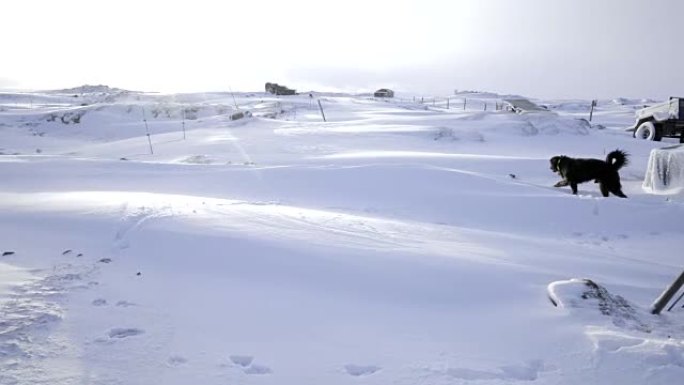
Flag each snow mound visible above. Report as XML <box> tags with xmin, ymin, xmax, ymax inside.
<box><xmin>612</xmin><ymin>97</ymin><xmax>658</xmax><ymax>106</ymax></box>
<box><xmin>643</xmin><ymin>144</ymin><xmax>684</xmax><ymax>194</ymax></box>
<box><xmin>548</xmin><ymin>278</ymin><xmax>650</xmax><ymax>332</ymax></box>
<box><xmin>179</xmin><ymin>155</ymin><xmax>217</xmax><ymax>164</ymax></box>
<box><xmin>49</xmin><ymin>84</ymin><xmax>129</xmax><ymax>94</ymax></box>
<box><xmin>526</xmin><ymin>116</ymin><xmax>590</xmax><ymax>136</ymax></box>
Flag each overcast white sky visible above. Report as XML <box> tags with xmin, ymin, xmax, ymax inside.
<box><xmin>1</xmin><ymin>0</ymin><xmax>683</xmax><ymax>99</ymax></box>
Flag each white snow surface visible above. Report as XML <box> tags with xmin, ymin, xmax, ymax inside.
<box><xmin>0</xmin><ymin>89</ymin><xmax>683</xmax><ymax>385</ymax></box>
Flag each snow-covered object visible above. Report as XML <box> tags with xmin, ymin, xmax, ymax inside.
<box><xmin>635</xmin><ymin>98</ymin><xmax>680</xmax><ymax>122</ymax></box>
<box><xmin>643</xmin><ymin>144</ymin><xmax>684</xmax><ymax>194</ymax></box>
<box><xmin>547</xmin><ymin>279</ymin><xmax>650</xmax><ymax>332</ymax></box>
<box><xmin>503</xmin><ymin>98</ymin><xmax>549</xmax><ymax>114</ymax></box>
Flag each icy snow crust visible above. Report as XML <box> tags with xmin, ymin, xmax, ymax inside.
<box><xmin>644</xmin><ymin>144</ymin><xmax>684</xmax><ymax>194</ymax></box>
<box><xmin>0</xmin><ymin>89</ymin><xmax>683</xmax><ymax>385</ymax></box>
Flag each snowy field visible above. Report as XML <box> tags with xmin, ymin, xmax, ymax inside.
<box><xmin>0</xmin><ymin>86</ymin><xmax>683</xmax><ymax>385</ymax></box>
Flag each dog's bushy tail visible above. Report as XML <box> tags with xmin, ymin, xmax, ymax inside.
<box><xmin>606</xmin><ymin>149</ymin><xmax>629</xmax><ymax>170</ymax></box>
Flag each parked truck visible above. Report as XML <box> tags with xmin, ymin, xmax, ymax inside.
<box><xmin>630</xmin><ymin>97</ymin><xmax>684</xmax><ymax>142</ymax></box>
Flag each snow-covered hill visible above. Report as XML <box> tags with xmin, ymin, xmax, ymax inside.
<box><xmin>1</xmin><ymin>87</ymin><xmax>682</xmax><ymax>385</ymax></box>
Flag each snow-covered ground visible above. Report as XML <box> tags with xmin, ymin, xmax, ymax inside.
<box><xmin>1</xmin><ymin>86</ymin><xmax>682</xmax><ymax>385</ymax></box>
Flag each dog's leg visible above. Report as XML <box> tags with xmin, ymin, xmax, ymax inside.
<box><xmin>570</xmin><ymin>182</ymin><xmax>578</xmax><ymax>195</ymax></box>
<box><xmin>554</xmin><ymin>179</ymin><xmax>569</xmax><ymax>187</ymax></box>
<box><xmin>599</xmin><ymin>181</ymin><xmax>610</xmax><ymax>197</ymax></box>
<box><xmin>609</xmin><ymin>186</ymin><xmax>628</xmax><ymax>198</ymax></box>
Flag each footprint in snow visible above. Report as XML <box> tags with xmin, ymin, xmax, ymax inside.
<box><xmin>229</xmin><ymin>355</ymin><xmax>272</xmax><ymax>374</ymax></box>
<box><xmin>167</xmin><ymin>355</ymin><xmax>188</xmax><ymax>367</ymax></box>
<box><xmin>345</xmin><ymin>364</ymin><xmax>381</xmax><ymax>376</ymax></box>
<box><xmin>230</xmin><ymin>355</ymin><xmax>254</xmax><ymax>367</ymax></box>
<box><xmin>91</xmin><ymin>298</ymin><xmax>107</xmax><ymax>306</ymax></box>
<box><xmin>244</xmin><ymin>364</ymin><xmax>272</xmax><ymax>375</ymax></box>
<box><xmin>108</xmin><ymin>328</ymin><xmax>145</xmax><ymax>339</ymax></box>
<box><xmin>445</xmin><ymin>360</ymin><xmax>544</xmax><ymax>381</ymax></box>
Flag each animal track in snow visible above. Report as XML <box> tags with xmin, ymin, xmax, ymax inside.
<box><xmin>344</xmin><ymin>364</ymin><xmax>381</xmax><ymax>376</ymax></box>
<box><xmin>230</xmin><ymin>355</ymin><xmax>254</xmax><ymax>367</ymax></box>
<box><xmin>446</xmin><ymin>360</ymin><xmax>544</xmax><ymax>381</ymax></box>
<box><xmin>91</xmin><ymin>298</ymin><xmax>107</xmax><ymax>306</ymax></box>
<box><xmin>107</xmin><ymin>328</ymin><xmax>145</xmax><ymax>339</ymax></box>
<box><xmin>114</xmin><ymin>206</ymin><xmax>170</xmax><ymax>250</ymax></box>
<box><xmin>228</xmin><ymin>355</ymin><xmax>271</xmax><ymax>374</ymax></box>
<box><xmin>167</xmin><ymin>355</ymin><xmax>188</xmax><ymax>366</ymax></box>
<box><xmin>244</xmin><ymin>364</ymin><xmax>272</xmax><ymax>375</ymax></box>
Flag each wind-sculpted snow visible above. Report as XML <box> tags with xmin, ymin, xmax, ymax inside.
<box><xmin>0</xmin><ymin>91</ymin><xmax>683</xmax><ymax>385</ymax></box>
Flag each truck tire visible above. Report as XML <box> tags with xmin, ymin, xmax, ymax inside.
<box><xmin>634</xmin><ymin>121</ymin><xmax>661</xmax><ymax>141</ymax></box>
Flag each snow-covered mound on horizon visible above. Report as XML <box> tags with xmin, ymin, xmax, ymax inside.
<box><xmin>45</xmin><ymin>84</ymin><xmax>132</xmax><ymax>95</ymax></box>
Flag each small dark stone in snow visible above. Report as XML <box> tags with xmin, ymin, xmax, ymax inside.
<box><xmin>509</xmin><ymin>174</ymin><xmax>517</xmax><ymax>179</ymax></box>
<box><xmin>136</xmin><ymin>272</ymin><xmax>141</xmax><ymax>276</ymax></box>
<box><xmin>2</xmin><ymin>251</ymin><xmax>15</xmax><ymax>256</ymax></box>
<box><xmin>76</xmin><ymin>253</ymin><xmax>83</xmax><ymax>257</ymax></box>
<box><xmin>99</xmin><ymin>258</ymin><xmax>112</xmax><ymax>263</ymax></box>
<box><xmin>120</xmin><ymin>157</ymin><xmax>128</xmax><ymax>161</ymax></box>
<box><xmin>62</xmin><ymin>249</ymin><xmax>72</xmax><ymax>255</ymax></box>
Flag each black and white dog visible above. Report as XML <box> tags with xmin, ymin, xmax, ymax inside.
<box><xmin>549</xmin><ymin>150</ymin><xmax>629</xmax><ymax>198</ymax></box>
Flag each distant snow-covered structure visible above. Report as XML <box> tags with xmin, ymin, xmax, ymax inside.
<box><xmin>374</xmin><ymin>89</ymin><xmax>394</xmax><ymax>98</ymax></box>
<box><xmin>265</xmin><ymin>82</ymin><xmax>296</xmax><ymax>95</ymax></box>
<box><xmin>503</xmin><ymin>98</ymin><xmax>548</xmax><ymax>114</ymax></box>
<box><xmin>643</xmin><ymin>144</ymin><xmax>684</xmax><ymax>194</ymax></box>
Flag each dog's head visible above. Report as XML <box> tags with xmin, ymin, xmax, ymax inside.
<box><xmin>549</xmin><ymin>156</ymin><xmax>566</xmax><ymax>173</ymax></box>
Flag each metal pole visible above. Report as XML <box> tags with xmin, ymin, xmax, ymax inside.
<box><xmin>142</xmin><ymin>106</ymin><xmax>154</xmax><ymax>155</ymax></box>
<box><xmin>651</xmin><ymin>270</ymin><xmax>684</xmax><ymax>314</ymax></box>
<box><xmin>463</xmin><ymin>98</ymin><xmax>467</xmax><ymax>110</ymax></box>
<box><xmin>667</xmin><ymin>290</ymin><xmax>684</xmax><ymax>312</ymax></box>
<box><xmin>447</xmin><ymin>98</ymin><xmax>450</xmax><ymax>109</ymax></box>
<box><xmin>317</xmin><ymin>100</ymin><xmax>327</xmax><ymax>122</ymax></box>
<box><xmin>229</xmin><ymin>86</ymin><xmax>239</xmax><ymax>109</ymax></box>
<box><xmin>589</xmin><ymin>100</ymin><xmax>596</xmax><ymax>122</ymax></box>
